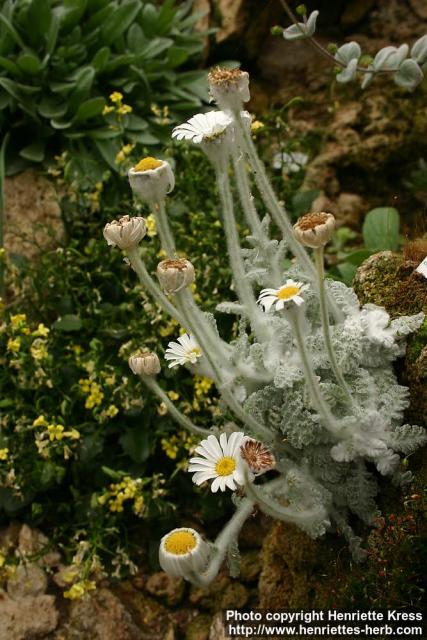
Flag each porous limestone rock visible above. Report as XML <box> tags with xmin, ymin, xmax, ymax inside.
<box><xmin>0</xmin><ymin>593</ymin><xmax>59</xmax><ymax>639</ymax></box>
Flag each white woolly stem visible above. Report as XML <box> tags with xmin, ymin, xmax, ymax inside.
<box><xmin>314</xmin><ymin>247</ymin><xmax>355</xmax><ymax>406</ymax></box>
<box><xmin>126</xmin><ymin>247</ymin><xmax>186</xmax><ymax>327</ymax></box>
<box><xmin>234</xmin><ymin>113</ymin><xmax>344</xmax><ymax>324</ymax></box>
<box><xmin>187</xmin><ymin>497</ymin><xmax>254</xmax><ymax>586</ymax></box>
<box><xmin>216</xmin><ymin>165</ymin><xmax>272</xmax><ymax>344</ymax></box>
<box><xmin>141</xmin><ymin>375</ymin><xmax>210</xmax><ymax>437</ymax></box>
<box><xmin>245</xmin><ymin>472</ymin><xmax>327</xmax><ymax>526</ymax></box>
<box><xmin>286</xmin><ymin>306</ymin><xmax>342</xmax><ymax>437</ymax></box>
<box><xmin>153</xmin><ymin>201</ymin><xmax>175</xmax><ymax>257</ymax></box>
<box><xmin>232</xmin><ymin>147</ymin><xmax>282</xmax><ymax>287</ymax></box>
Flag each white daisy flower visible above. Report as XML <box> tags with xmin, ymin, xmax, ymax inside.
<box><xmin>172</xmin><ymin>110</ymin><xmax>233</xmax><ymax>144</ymax></box>
<box><xmin>188</xmin><ymin>432</ymin><xmax>247</xmax><ymax>492</ymax></box>
<box><xmin>258</xmin><ymin>279</ymin><xmax>310</xmax><ymax>311</ymax></box>
<box><xmin>165</xmin><ymin>333</ymin><xmax>202</xmax><ymax>368</ymax></box>
<box><xmin>159</xmin><ymin>527</ymin><xmax>210</xmax><ymax>578</ymax></box>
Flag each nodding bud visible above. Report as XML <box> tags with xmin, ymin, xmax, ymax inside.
<box><xmin>128</xmin><ymin>157</ymin><xmax>175</xmax><ymax>205</ymax></box>
<box><xmin>208</xmin><ymin>67</ymin><xmax>250</xmax><ymax>111</ymax></box>
<box><xmin>157</xmin><ymin>258</ymin><xmax>195</xmax><ymax>295</ymax></box>
<box><xmin>103</xmin><ymin>215</ymin><xmax>147</xmax><ymax>250</ymax></box>
<box><xmin>159</xmin><ymin>528</ymin><xmax>210</xmax><ymax>578</ymax></box>
<box><xmin>293</xmin><ymin>212</ymin><xmax>336</xmax><ymax>248</ymax></box>
<box><xmin>128</xmin><ymin>351</ymin><xmax>161</xmax><ymax>376</ymax></box>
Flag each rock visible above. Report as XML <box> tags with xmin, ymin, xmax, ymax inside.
<box><xmin>4</xmin><ymin>170</ymin><xmax>64</xmax><ymax>259</ymax></box>
<box><xmin>336</xmin><ymin>193</ymin><xmax>367</xmax><ymax>228</ymax></box>
<box><xmin>145</xmin><ymin>572</ymin><xmax>185</xmax><ymax>606</ymax></box>
<box><xmin>189</xmin><ymin>575</ymin><xmax>248</xmax><ymax>610</ymax></box>
<box><xmin>18</xmin><ymin>524</ymin><xmax>61</xmax><ymax>568</ymax></box>
<box><xmin>112</xmin><ymin>581</ymin><xmax>173</xmax><ymax>639</ymax></box>
<box><xmin>258</xmin><ymin>522</ymin><xmax>347</xmax><ymax>609</ymax></box>
<box><xmin>408</xmin><ymin>0</ymin><xmax>427</xmax><ymax>19</ymax></box>
<box><xmin>7</xmin><ymin>563</ymin><xmax>48</xmax><ymax>599</ymax></box>
<box><xmin>0</xmin><ymin>592</ymin><xmax>59</xmax><ymax>639</ymax></box>
<box><xmin>54</xmin><ymin>587</ymin><xmax>144</xmax><ymax>640</ymax></box>
<box><xmin>238</xmin><ymin>513</ymin><xmax>270</xmax><ymax>549</ymax></box>
<box><xmin>209</xmin><ymin>613</ymin><xmax>248</xmax><ymax>640</ymax></box>
<box><xmin>341</xmin><ymin>0</ymin><xmax>376</xmax><ymax>27</ymax></box>
<box><xmin>239</xmin><ymin>550</ymin><xmax>262</xmax><ymax>583</ymax></box>
<box><xmin>354</xmin><ymin>248</ymin><xmax>427</xmax><ymax>426</ymax></box>
<box><xmin>185</xmin><ymin>614</ymin><xmax>211</xmax><ymax>640</ymax></box>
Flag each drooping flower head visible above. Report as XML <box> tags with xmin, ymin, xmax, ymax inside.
<box><xmin>165</xmin><ymin>333</ymin><xmax>202</xmax><ymax>368</ymax></box>
<box><xmin>258</xmin><ymin>279</ymin><xmax>310</xmax><ymax>311</ymax></box>
<box><xmin>159</xmin><ymin>528</ymin><xmax>210</xmax><ymax>578</ymax></box>
<box><xmin>128</xmin><ymin>351</ymin><xmax>161</xmax><ymax>376</ymax></box>
<box><xmin>188</xmin><ymin>432</ymin><xmax>247</xmax><ymax>492</ymax></box>
<box><xmin>128</xmin><ymin>157</ymin><xmax>175</xmax><ymax>205</ymax></box>
<box><xmin>240</xmin><ymin>438</ymin><xmax>276</xmax><ymax>475</ymax></box>
<box><xmin>103</xmin><ymin>215</ymin><xmax>147</xmax><ymax>250</ymax></box>
<box><xmin>208</xmin><ymin>67</ymin><xmax>250</xmax><ymax>111</ymax></box>
<box><xmin>293</xmin><ymin>212</ymin><xmax>335</xmax><ymax>248</ymax></box>
<box><xmin>172</xmin><ymin>110</ymin><xmax>234</xmax><ymax>165</ymax></box>
<box><xmin>157</xmin><ymin>258</ymin><xmax>195</xmax><ymax>295</ymax></box>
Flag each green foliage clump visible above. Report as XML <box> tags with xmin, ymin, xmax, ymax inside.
<box><xmin>0</xmin><ymin>0</ymin><xmax>209</xmax><ymax>176</ymax></box>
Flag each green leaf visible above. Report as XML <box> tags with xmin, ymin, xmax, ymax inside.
<box><xmin>27</xmin><ymin>0</ymin><xmax>52</xmax><ymax>45</ymax></box>
<box><xmin>37</xmin><ymin>96</ymin><xmax>68</xmax><ymax>118</ymax></box>
<box><xmin>74</xmin><ymin>96</ymin><xmax>105</xmax><ymax>122</ymax></box>
<box><xmin>0</xmin><ymin>13</ymin><xmax>26</xmax><ymax>49</ymax></box>
<box><xmin>119</xmin><ymin>427</ymin><xmax>151</xmax><ymax>463</ymax></box>
<box><xmin>127</xmin><ymin>23</ymin><xmax>145</xmax><ymax>52</ymax></box>
<box><xmin>362</xmin><ymin>207</ymin><xmax>400</xmax><ymax>251</ymax></box>
<box><xmin>17</xmin><ymin>53</ymin><xmax>43</xmax><ymax>75</ymax></box>
<box><xmin>0</xmin><ymin>398</ymin><xmax>14</xmax><ymax>408</ymax></box>
<box><xmin>91</xmin><ymin>46</ymin><xmax>110</xmax><ymax>70</ymax></box>
<box><xmin>53</xmin><ymin>314</ymin><xmax>83</xmax><ymax>331</ymax></box>
<box><xmin>291</xmin><ymin>190</ymin><xmax>320</xmax><ymax>218</ymax></box>
<box><xmin>167</xmin><ymin>46</ymin><xmax>189</xmax><ymax>68</ymax></box>
<box><xmin>394</xmin><ymin>59</ymin><xmax>424</xmax><ymax>90</ymax></box>
<box><xmin>20</xmin><ymin>141</ymin><xmax>45</xmax><ymax>162</ymax></box>
<box><xmin>100</xmin><ymin>0</ymin><xmax>141</xmax><ymax>45</ymax></box>
<box><xmin>337</xmin><ymin>262</ymin><xmax>358</xmax><ymax>286</ymax></box>
<box><xmin>339</xmin><ymin>249</ymin><xmax>372</xmax><ymax>266</ymax></box>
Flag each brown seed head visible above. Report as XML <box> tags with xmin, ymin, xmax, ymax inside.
<box><xmin>240</xmin><ymin>439</ymin><xmax>276</xmax><ymax>474</ymax></box>
<box><xmin>208</xmin><ymin>67</ymin><xmax>246</xmax><ymax>87</ymax></box>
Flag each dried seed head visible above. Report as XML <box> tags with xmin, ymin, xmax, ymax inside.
<box><xmin>157</xmin><ymin>258</ymin><xmax>195</xmax><ymax>294</ymax></box>
<box><xmin>293</xmin><ymin>212</ymin><xmax>335</xmax><ymax>248</ymax></box>
<box><xmin>128</xmin><ymin>351</ymin><xmax>161</xmax><ymax>376</ymax></box>
<box><xmin>103</xmin><ymin>215</ymin><xmax>147</xmax><ymax>250</ymax></box>
<box><xmin>240</xmin><ymin>439</ymin><xmax>276</xmax><ymax>474</ymax></box>
<box><xmin>208</xmin><ymin>67</ymin><xmax>250</xmax><ymax>111</ymax></box>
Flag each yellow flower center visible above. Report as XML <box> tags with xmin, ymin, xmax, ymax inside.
<box><xmin>277</xmin><ymin>285</ymin><xmax>300</xmax><ymax>300</ymax></box>
<box><xmin>189</xmin><ymin>347</ymin><xmax>202</xmax><ymax>358</ymax></box>
<box><xmin>215</xmin><ymin>456</ymin><xmax>236</xmax><ymax>476</ymax></box>
<box><xmin>164</xmin><ymin>530</ymin><xmax>197</xmax><ymax>555</ymax></box>
<box><xmin>133</xmin><ymin>157</ymin><xmax>163</xmax><ymax>172</ymax></box>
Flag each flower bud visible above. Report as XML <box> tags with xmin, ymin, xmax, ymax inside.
<box><xmin>128</xmin><ymin>351</ymin><xmax>161</xmax><ymax>376</ymax></box>
<box><xmin>157</xmin><ymin>258</ymin><xmax>195</xmax><ymax>295</ymax></box>
<box><xmin>293</xmin><ymin>212</ymin><xmax>335</xmax><ymax>248</ymax></box>
<box><xmin>208</xmin><ymin>67</ymin><xmax>250</xmax><ymax>111</ymax></box>
<box><xmin>128</xmin><ymin>157</ymin><xmax>175</xmax><ymax>205</ymax></box>
<box><xmin>159</xmin><ymin>528</ymin><xmax>210</xmax><ymax>578</ymax></box>
<box><xmin>103</xmin><ymin>215</ymin><xmax>147</xmax><ymax>250</ymax></box>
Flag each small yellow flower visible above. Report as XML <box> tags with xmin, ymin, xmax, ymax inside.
<box><xmin>47</xmin><ymin>424</ymin><xmax>65</xmax><ymax>441</ymax></box>
<box><xmin>64</xmin><ymin>428</ymin><xmax>81</xmax><ymax>440</ymax></box>
<box><xmin>33</xmin><ymin>323</ymin><xmax>50</xmax><ymax>337</ymax></box>
<box><xmin>0</xmin><ymin>448</ymin><xmax>9</xmax><ymax>461</ymax></box>
<box><xmin>157</xmin><ymin>402</ymin><xmax>168</xmax><ymax>416</ymax></box>
<box><xmin>10</xmin><ymin>314</ymin><xmax>27</xmax><ymax>331</ymax></box>
<box><xmin>251</xmin><ymin>120</ymin><xmax>264</xmax><ymax>133</ymax></box>
<box><xmin>167</xmin><ymin>391</ymin><xmax>179</xmax><ymax>401</ymax></box>
<box><xmin>33</xmin><ymin>415</ymin><xmax>47</xmax><ymax>427</ymax></box>
<box><xmin>0</xmin><ymin>553</ymin><xmax>6</xmax><ymax>567</ymax></box>
<box><xmin>145</xmin><ymin>214</ymin><xmax>157</xmax><ymax>237</ymax></box>
<box><xmin>30</xmin><ymin>339</ymin><xmax>48</xmax><ymax>361</ymax></box>
<box><xmin>105</xmin><ymin>405</ymin><xmax>119</xmax><ymax>418</ymax></box>
<box><xmin>103</xmin><ymin>105</ymin><xmax>115</xmax><ymax>115</ymax></box>
<box><xmin>64</xmin><ymin>580</ymin><xmax>96</xmax><ymax>600</ymax></box>
<box><xmin>109</xmin><ymin>91</ymin><xmax>123</xmax><ymax>103</ymax></box>
<box><xmin>7</xmin><ymin>337</ymin><xmax>21</xmax><ymax>352</ymax></box>
<box><xmin>117</xmin><ymin>104</ymin><xmax>132</xmax><ymax>116</ymax></box>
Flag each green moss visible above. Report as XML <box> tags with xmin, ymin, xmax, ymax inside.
<box><xmin>407</xmin><ymin>317</ymin><xmax>427</xmax><ymax>363</ymax></box>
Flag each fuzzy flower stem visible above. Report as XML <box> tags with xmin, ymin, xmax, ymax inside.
<box><xmin>314</xmin><ymin>247</ymin><xmax>355</xmax><ymax>406</ymax></box>
<box><xmin>286</xmin><ymin>306</ymin><xmax>342</xmax><ymax>437</ymax></box>
<box><xmin>153</xmin><ymin>201</ymin><xmax>175</xmax><ymax>258</ymax></box>
<box><xmin>126</xmin><ymin>247</ymin><xmax>186</xmax><ymax>327</ymax></box>
<box><xmin>216</xmin><ymin>165</ymin><xmax>272</xmax><ymax>343</ymax></box>
<box><xmin>187</xmin><ymin>497</ymin><xmax>254</xmax><ymax>586</ymax></box>
<box><xmin>232</xmin><ymin>148</ymin><xmax>282</xmax><ymax>287</ymax></box>
<box><xmin>141</xmin><ymin>375</ymin><xmax>210</xmax><ymax>437</ymax></box>
<box><xmin>244</xmin><ymin>471</ymin><xmax>327</xmax><ymax>526</ymax></box>
<box><xmin>234</xmin><ymin>113</ymin><xmax>344</xmax><ymax>324</ymax></box>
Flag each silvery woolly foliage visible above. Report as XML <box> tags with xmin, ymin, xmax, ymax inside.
<box><xmin>281</xmin><ymin>4</ymin><xmax>427</xmax><ymax>91</ymax></box>
<box><xmin>106</xmin><ymin>68</ymin><xmax>426</xmax><ymax>586</ymax></box>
